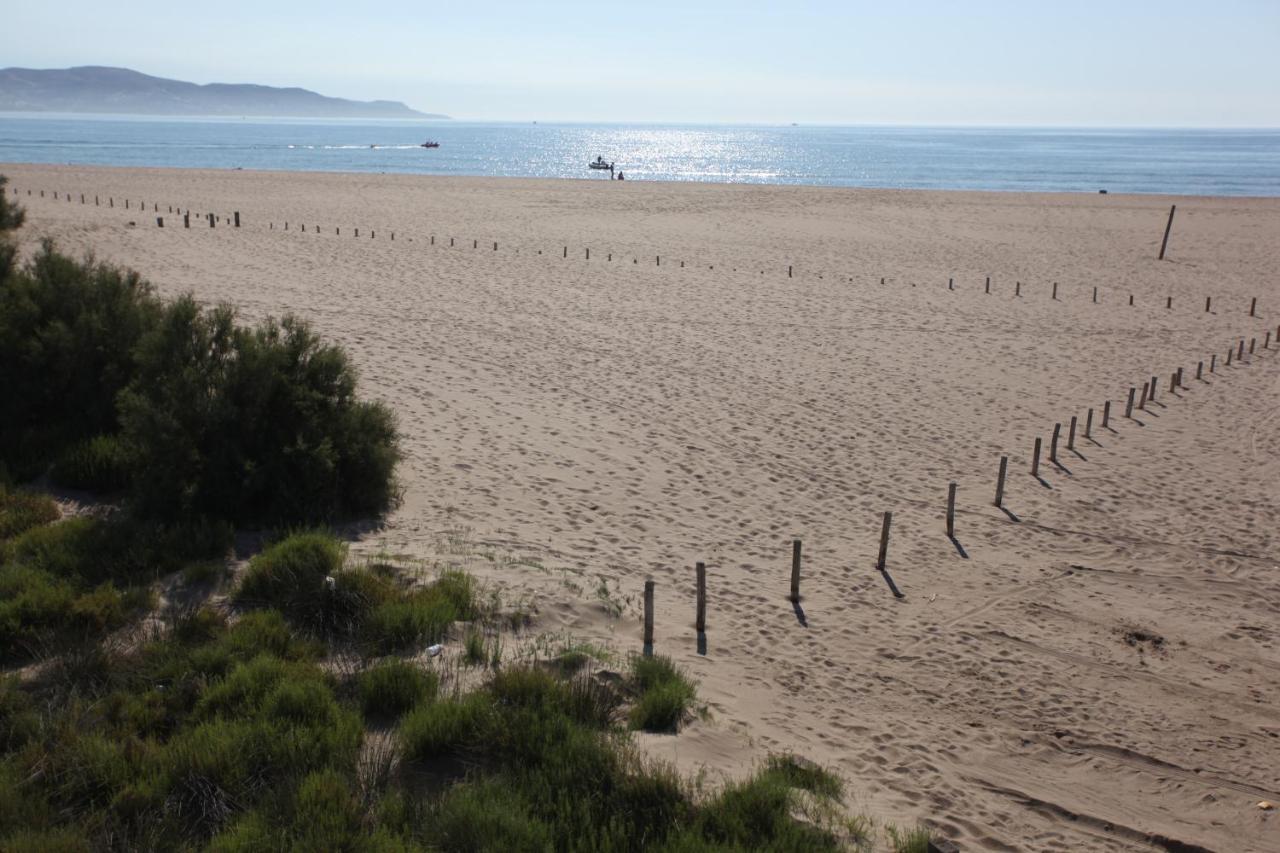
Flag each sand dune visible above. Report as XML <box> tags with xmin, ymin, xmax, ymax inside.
<box><xmin>5</xmin><ymin>162</ymin><xmax>1280</xmax><ymax>851</ymax></box>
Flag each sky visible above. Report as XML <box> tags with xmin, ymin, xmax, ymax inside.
<box><xmin>3</xmin><ymin>1</ymin><xmax>1279</xmax><ymax>126</ymax></box>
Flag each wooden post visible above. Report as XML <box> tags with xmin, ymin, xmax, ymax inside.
<box><xmin>1050</xmin><ymin>423</ymin><xmax>1061</xmax><ymax>462</ymax></box>
<box><xmin>156</xmin><ymin>216</ymin><xmax>164</xmax><ymax>228</ymax></box>
<box><xmin>1266</xmin><ymin>332</ymin><xmax>1271</xmax><ymax>349</ymax></box>
<box><xmin>586</xmin><ymin>248</ymin><xmax>590</xmax><ymax>260</ymax></box>
<box><xmin>1015</xmin><ymin>281</ymin><xmax>1021</xmax><ymax>297</ymax></box>
<box><xmin>1138</xmin><ymin>381</ymin><xmax>1148</xmax><ymax>410</ymax></box>
<box><xmin>945</xmin><ymin>482</ymin><xmax>957</xmax><ymax>538</ymax></box>
<box><xmin>1052</xmin><ymin>282</ymin><xmax>1058</xmax><ymax>300</ymax></box>
<box><xmin>1227</xmin><ymin>348</ymin><xmax>1233</xmax><ymax>366</ymax></box>
<box><xmin>1210</xmin><ymin>353</ymin><xmax>1216</xmax><ymax>372</ymax></box>
<box><xmin>1196</xmin><ymin>361</ymin><xmax>1203</xmax><ymax>380</ymax></box>
<box><xmin>643</xmin><ymin>580</ymin><xmax>655</xmax><ymax>653</ymax></box>
<box><xmin>1169</xmin><ymin>372</ymin><xmax>1177</xmax><ymax>393</ymax></box>
<box><xmin>994</xmin><ymin>455</ymin><xmax>1008</xmax><ymax>507</ymax></box>
<box><xmin>1031</xmin><ymin>438</ymin><xmax>1041</xmax><ymax>477</ymax></box>
<box><xmin>1084</xmin><ymin>408</ymin><xmax>1093</xmax><ymax>438</ymax></box>
<box><xmin>948</xmin><ymin>277</ymin><xmax>954</xmax><ymax>290</ymax></box>
<box><xmin>790</xmin><ymin>539</ymin><xmax>801</xmax><ymax>602</ymax></box>
<box><xmin>876</xmin><ymin>512</ymin><xmax>892</xmax><ymax>571</ymax></box>
<box><xmin>656</xmin><ymin>256</ymin><xmax>660</xmax><ymax>266</ymax></box>
<box><xmin>208</xmin><ymin>213</ymin><xmax>214</xmax><ymax>228</ymax></box>
<box><xmin>695</xmin><ymin>562</ymin><xmax>706</xmax><ymax>633</ymax></box>
<box><xmin>1158</xmin><ymin>204</ymin><xmax>1176</xmax><ymax>260</ymax></box>
<box><xmin>183</xmin><ymin>213</ymin><xmax>190</xmax><ymax>228</ymax></box>
<box><xmin>1149</xmin><ymin>375</ymin><xmax>1157</xmax><ymax>402</ymax></box>
<box><xmin>1250</xmin><ymin>296</ymin><xmax>1257</xmax><ymax>317</ymax></box>
<box><xmin>1239</xmin><ymin>339</ymin><xmax>1245</xmax><ymax>360</ymax></box>
<box><xmin>1129</xmin><ymin>294</ymin><xmax>1133</xmax><ymax>306</ymax></box>
<box><xmin>1166</xmin><ymin>296</ymin><xmax>1172</xmax><ymax>310</ymax></box>
<box><xmin>563</xmin><ymin>246</ymin><xmax>567</xmax><ymax>258</ymax></box>
<box><xmin>95</xmin><ymin>195</ymin><xmax>99</xmax><ymax>205</ymax></box>
<box><xmin>1125</xmin><ymin>387</ymin><xmax>1136</xmax><ymax>418</ymax></box>
<box><xmin>1093</xmin><ymin>286</ymin><xmax>1098</xmax><ymax>303</ymax></box>
<box><xmin>985</xmin><ymin>276</ymin><xmax>990</xmax><ymax>294</ymax></box>
<box><xmin>1102</xmin><ymin>400</ymin><xmax>1111</xmax><ymax>428</ymax></box>
<box><xmin>1205</xmin><ymin>296</ymin><xmax>1211</xmax><ymax>312</ymax></box>
<box><xmin>788</xmin><ymin>265</ymin><xmax>792</xmax><ymax>278</ymax></box>
<box><xmin>1249</xmin><ymin>338</ymin><xmax>1256</xmax><ymax>355</ymax></box>
<box><xmin>1067</xmin><ymin>416</ymin><xmax>1077</xmax><ymax>450</ymax></box>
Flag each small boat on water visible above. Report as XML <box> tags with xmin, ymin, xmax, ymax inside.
<box><xmin>421</xmin><ymin>141</ymin><xmax>440</xmax><ymax>148</ymax></box>
<box><xmin>589</xmin><ymin>156</ymin><xmax>613</xmax><ymax>170</ymax></box>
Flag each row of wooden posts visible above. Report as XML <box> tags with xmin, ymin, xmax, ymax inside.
<box><xmin>13</xmin><ymin>186</ymin><xmax>1261</xmax><ymax>318</ymax></box>
<box><xmin>640</xmin><ymin>322</ymin><xmax>1276</xmax><ymax>656</ymax></box>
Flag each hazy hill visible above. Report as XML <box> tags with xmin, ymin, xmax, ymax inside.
<box><xmin>0</xmin><ymin>66</ymin><xmax>447</xmax><ymax>119</ymax></box>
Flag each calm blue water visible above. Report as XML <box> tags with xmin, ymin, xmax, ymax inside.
<box><xmin>1</xmin><ymin>114</ymin><xmax>1278</xmax><ymax>196</ymax></box>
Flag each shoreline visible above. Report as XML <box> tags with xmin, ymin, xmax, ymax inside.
<box><xmin>8</xmin><ymin>160</ymin><xmax>1280</xmax><ymax>203</ymax></box>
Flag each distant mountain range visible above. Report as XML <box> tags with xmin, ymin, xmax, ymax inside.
<box><xmin>0</xmin><ymin>66</ymin><xmax>447</xmax><ymax>119</ymax></box>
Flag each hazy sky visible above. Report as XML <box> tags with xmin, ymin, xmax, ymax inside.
<box><xmin>4</xmin><ymin>1</ymin><xmax>1278</xmax><ymax>125</ymax></box>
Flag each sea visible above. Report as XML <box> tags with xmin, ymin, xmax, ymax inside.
<box><xmin>1</xmin><ymin>114</ymin><xmax>1278</xmax><ymax>196</ymax></box>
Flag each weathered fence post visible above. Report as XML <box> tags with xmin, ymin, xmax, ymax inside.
<box><xmin>1250</xmin><ymin>297</ymin><xmax>1257</xmax><ymax>317</ymax></box>
<box><xmin>1210</xmin><ymin>353</ymin><xmax>1217</xmax><ymax>372</ymax></box>
<box><xmin>945</xmin><ymin>483</ymin><xmax>957</xmax><ymax>538</ymax></box>
<box><xmin>1205</xmin><ymin>296</ymin><xmax>1211</xmax><ymax>313</ymax></box>
<box><xmin>1050</xmin><ymin>423</ymin><xmax>1061</xmax><ymax>463</ymax></box>
<box><xmin>695</xmin><ymin>562</ymin><xmax>706</xmax><ymax>633</ymax></box>
<box><xmin>1125</xmin><ymin>387</ymin><xmax>1135</xmax><ymax>418</ymax></box>
<box><xmin>790</xmin><ymin>539</ymin><xmax>802</xmax><ymax>602</ymax></box>
<box><xmin>1084</xmin><ymin>408</ymin><xmax>1093</xmax><ymax>439</ymax></box>
<box><xmin>234</xmin><ymin>211</ymin><xmax>240</xmax><ymax>227</ymax></box>
<box><xmin>1196</xmin><ymin>361</ymin><xmax>1203</xmax><ymax>380</ymax></box>
<box><xmin>156</xmin><ymin>217</ymin><xmax>164</xmax><ymax>228</ymax></box>
<box><xmin>1102</xmin><ymin>400</ymin><xmax>1111</xmax><ymax>429</ymax></box>
<box><xmin>1067</xmin><ymin>416</ymin><xmax>1077</xmax><ymax>451</ymax></box>
<box><xmin>1158</xmin><ymin>204</ymin><xmax>1176</xmax><ymax>260</ymax></box>
<box><xmin>1031</xmin><ymin>438</ymin><xmax>1042</xmax><ymax>477</ymax></box>
<box><xmin>183</xmin><ymin>213</ymin><xmax>190</xmax><ymax>228</ymax></box>
<box><xmin>1138</xmin><ymin>382</ymin><xmax>1148</xmax><ymax>410</ymax></box>
<box><xmin>1052</xmin><ymin>282</ymin><xmax>1058</xmax><ymax>300</ymax></box>
<box><xmin>876</xmin><ymin>512</ymin><xmax>892</xmax><ymax>571</ymax></box>
<box><xmin>643</xmin><ymin>580</ymin><xmax>655</xmax><ymax>653</ymax></box>
<box><xmin>994</xmin><ymin>455</ymin><xmax>1008</xmax><ymax>507</ymax></box>
<box><xmin>985</xmin><ymin>276</ymin><xmax>991</xmax><ymax>294</ymax></box>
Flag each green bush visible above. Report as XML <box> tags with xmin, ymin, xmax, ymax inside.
<box><xmin>359</xmin><ymin>659</ymin><xmax>437</xmax><ymax>718</ymax></box>
<box><xmin>6</xmin><ymin>514</ymin><xmax>230</xmax><ymax>588</ymax></box>
<box><xmin>627</xmin><ymin>655</ymin><xmax>698</xmax><ymax>732</ymax></box>
<box><xmin>0</xmin><ymin>175</ymin><xmax>23</xmax><ymax>233</ymax></box>
<box><xmin>0</xmin><ymin>487</ymin><xmax>59</xmax><ymax>540</ymax></box>
<box><xmin>119</xmin><ymin>297</ymin><xmax>400</xmax><ymax>525</ymax></box>
<box><xmin>50</xmin><ymin>435</ymin><xmax>133</xmax><ymax>493</ymax></box>
<box><xmin>0</xmin><ymin>242</ymin><xmax>160</xmax><ymax>481</ymax></box>
<box><xmin>399</xmin><ymin>694</ymin><xmax>489</xmax><ymax>762</ymax></box>
<box><xmin>431</xmin><ymin>778</ymin><xmax>554</xmax><ymax>852</ymax></box>
<box><xmin>236</xmin><ymin>531</ymin><xmax>345</xmax><ymax>612</ymax></box>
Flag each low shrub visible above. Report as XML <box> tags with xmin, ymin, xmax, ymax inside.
<box><xmin>358</xmin><ymin>659</ymin><xmax>437</xmax><ymax>718</ymax></box>
<box><xmin>399</xmin><ymin>693</ymin><xmax>489</xmax><ymax>762</ymax></box>
<box><xmin>0</xmin><ymin>487</ymin><xmax>59</xmax><ymax>540</ymax></box>
<box><xmin>5</xmin><ymin>514</ymin><xmax>231</xmax><ymax>588</ymax></box>
<box><xmin>430</xmin><ymin>778</ymin><xmax>553</xmax><ymax>852</ymax></box>
<box><xmin>49</xmin><ymin>434</ymin><xmax>132</xmax><ymax>493</ymax></box>
<box><xmin>235</xmin><ymin>531</ymin><xmax>345</xmax><ymax>619</ymax></box>
<box><xmin>627</xmin><ymin>654</ymin><xmax>698</xmax><ymax>732</ymax></box>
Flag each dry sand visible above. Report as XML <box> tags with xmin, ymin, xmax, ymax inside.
<box><xmin>5</xmin><ymin>162</ymin><xmax>1280</xmax><ymax>851</ymax></box>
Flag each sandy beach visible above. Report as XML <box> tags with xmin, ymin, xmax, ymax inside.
<box><xmin>4</xmin><ymin>162</ymin><xmax>1279</xmax><ymax>851</ymax></box>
